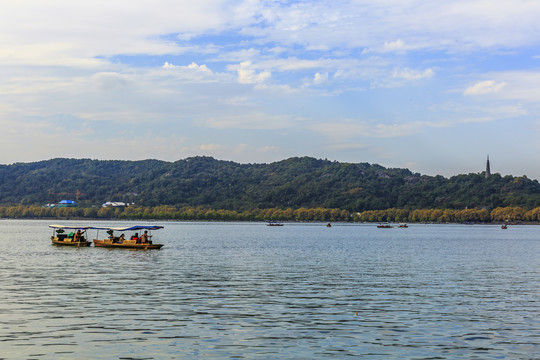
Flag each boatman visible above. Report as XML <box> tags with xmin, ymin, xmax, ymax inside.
<box><xmin>140</xmin><ymin>231</ymin><xmax>149</xmax><ymax>243</ymax></box>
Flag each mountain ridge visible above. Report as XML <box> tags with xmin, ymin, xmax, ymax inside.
<box><xmin>1</xmin><ymin>156</ymin><xmax>539</xmax><ymax>210</ymax></box>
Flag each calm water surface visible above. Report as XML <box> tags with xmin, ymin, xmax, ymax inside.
<box><xmin>0</xmin><ymin>220</ymin><xmax>539</xmax><ymax>359</ymax></box>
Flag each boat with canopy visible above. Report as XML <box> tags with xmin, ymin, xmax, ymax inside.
<box><xmin>92</xmin><ymin>225</ymin><xmax>165</xmax><ymax>249</ymax></box>
<box><xmin>49</xmin><ymin>225</ymin><xmax>93</xmax><ymax>247</ymax></box>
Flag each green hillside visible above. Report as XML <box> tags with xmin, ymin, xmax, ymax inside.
<box><xmin>1</xmin><ymin>156</ymin><xmax>539</xmax><ymax>211</ymax></box>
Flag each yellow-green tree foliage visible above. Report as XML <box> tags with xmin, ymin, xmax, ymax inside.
<box><xmin>524</xmin><ymin>207</ymin><xmax>540</xmax><ymax>221</ymax></box>
<box><xmin>0</xmin><ymin>205</ymin><xmax>537</xmax><ymax>223</ymax></box>
<box><xmin>491</xmin><ymin>207</ymin><xmax>526</xmax><ymax>222</ymax></box>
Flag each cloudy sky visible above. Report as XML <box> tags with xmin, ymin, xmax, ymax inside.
<box><xmin>2</xmin><ymin>0</ymin><xmax>540</xmax><ymax>178</ymax></box>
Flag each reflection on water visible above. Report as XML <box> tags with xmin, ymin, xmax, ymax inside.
<box><xmin>1</xmin><ymin>220</ymin><xmax>539</xmax><ymax>359</ymax></box>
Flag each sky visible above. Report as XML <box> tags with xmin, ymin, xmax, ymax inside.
<box><xmin>2</xmin><ymin>1</ymin><xmax>540</xmax><ymax>179</ymax></box>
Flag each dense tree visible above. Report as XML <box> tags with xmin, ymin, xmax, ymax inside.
<box><xmin>1</xmin><ymin>157</ymin><xmax>540</xmax><ymax>212</ymax></box>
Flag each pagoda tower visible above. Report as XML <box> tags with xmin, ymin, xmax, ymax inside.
<box><xmin>485</xmin><ymin>155</ymin><xmax>491</xmax><ymax>178</ymax></box>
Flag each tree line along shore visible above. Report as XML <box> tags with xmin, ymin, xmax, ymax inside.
<box><xmin>1</xmin><ymin>205</ymin><xmax>537</xmax><ymax>223</ymax></box>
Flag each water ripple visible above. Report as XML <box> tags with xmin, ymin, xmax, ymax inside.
<box><xmin>0</xmin><ymin>221</ymin><xmax>539</xmax><ymax>359</ymax></box>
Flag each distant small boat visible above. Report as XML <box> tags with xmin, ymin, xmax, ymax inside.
<box><xmin>267</xmin><ymin>222</ymin><xmax>283</xmax><ymax>226</ymax></box>
<box><xmin>326</xmin><ymin>223</ymin><xmax>332</xmax><ymax>227</ymax></box>
<box><xmin>398</xmin><ymin>223</ymin><xmax>408</xmax><ymax>228</ymax></box>
<box><xmin>501</xmin><ymin>224</ymin><xmax>507</xmax><ymax>229</ymax></box>
<box><xmin>377</xmin><ymin>223</ymin><xmax>393</xmax><ymax>228</ymax></box>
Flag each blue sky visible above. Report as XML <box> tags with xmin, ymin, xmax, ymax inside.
<box><xmin>2</xmin><ymin>0</ymin><xmax>540</xmax><ymax>178</ymax></box>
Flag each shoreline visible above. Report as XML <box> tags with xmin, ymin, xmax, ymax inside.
<box><xmin>1</xmin><ymin>217</ymin><xmax>535</xmax><ymax>225</ymax></box>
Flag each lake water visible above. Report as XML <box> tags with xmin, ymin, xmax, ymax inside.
<box><xmin>1</xmin><ymin>220</ymin><xmax>539</xmax><ymax>359</ymax></box>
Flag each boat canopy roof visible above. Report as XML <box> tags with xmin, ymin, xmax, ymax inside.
<box><xmin>49</xmin><ymin>224</ymin><xmax>93</xmax><ymax>230</ymax></box>
<box><xmin>93</xmin><ymin>225</ymin><xmax>164</xmax><ymax>231</ymax></box>
<box><xmin>49</xmin><ymin>225</ymin><xmax>163</xmax><ymax>231</ymax></box>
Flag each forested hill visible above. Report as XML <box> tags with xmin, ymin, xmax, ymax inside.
<box><xmin>1</xmin><ymin>156</ymin><xmax>540</xmax><ymax>211</ymax></box>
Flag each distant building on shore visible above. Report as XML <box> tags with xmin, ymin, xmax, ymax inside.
<box><xmin>102</xmin><ymin>201</ymin><xmax>129</xmax><ymax>207</ymax></box>
<box><xmin>485</xmin><ymin>155</ymin><xmax>491</xmax><ymax>178</ymax></box>
<box><xmin>57</xmin><ymin>200</ymin><xmax>77</xmax><ymax>207</ymax></box>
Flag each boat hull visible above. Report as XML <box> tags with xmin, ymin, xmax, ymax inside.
<box><xmin>93</xmin><ymin>239</ymin><xmax>163</xmax><ymax>249</ymax></box>
<box><xmin>51</xmin><ymin>238</ymin><xmax>92</xmax><ymax>247</ymax></box>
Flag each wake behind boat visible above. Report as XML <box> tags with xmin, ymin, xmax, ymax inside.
<box><xmin>93</xmin><ymin>225</ymin><xmax>164</xmax><ymax>249</ymax></box>
<box><xmin>49</xmin><ymin>225</ymin><xmax>92</xmax><ymax>247</ymax></box>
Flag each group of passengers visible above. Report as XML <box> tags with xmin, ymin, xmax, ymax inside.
<box><xmin>67</xmin><ymin>229</ymin><xmax>85</xmax><ymax>242</ymax></box>
<box><xmin>110</xmin><ymin>230</ymin><xmax>151</xmax><ymax>244</ymax></box>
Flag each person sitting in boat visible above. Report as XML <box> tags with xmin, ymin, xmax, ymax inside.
<box><xmin>140</xmin><ymin>231</ymin><xmax>149</xmax><ymax>243</ymax></box>
<box><xmin>68</xmin><ymin>231</ymin><xmax>75</xmax><ymax>239</ymax></box>
<box><xmin>131</xmin><ymin>233</ymin><xmax>139</xmax><ymax>242</ymax></box>
<box><xmin>114</xmin><ymin>233</ymin><xmax>125</xmax><ymax>244</ymax></box>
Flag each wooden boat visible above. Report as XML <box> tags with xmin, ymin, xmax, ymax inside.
<box><xmin>267</xmin><ymin>222</ymin><xmax>284</xmax><ymax>226</ymax></box>
<box><xmin>377</xmin><ymin>223</ymin><xmax>393</xmax><ymax>228</ymax></box>
<box><xmin>93</xmin><ymin>225</ymin><xmax>164</xmax><ymax>249</ymax></box>
<box><xmin>326</xmin><ymin>223</ymin><xmax>332</xmax><ymax>227</ymax></box>
<box><xmin>501</xmin><ymin>224</ymin><xmax>507</xmax><ymax>229</ymax></box>
<box><xmin>398</xmin><ymin>223</ymin><xmax>408</xmax><ymax>228</ymax></box>
<box><xmin>49</xmin><ymin>225</ymin><xmax>92</xmax><ymax>247</ymax></box>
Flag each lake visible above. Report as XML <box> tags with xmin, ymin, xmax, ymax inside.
<box><xmin>1</xmin><ymin>220</ymin><xmax>539</xmax><ymax>359</ymax></box>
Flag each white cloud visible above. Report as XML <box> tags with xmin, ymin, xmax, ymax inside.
<box><xmin>393</xmin><ymin>67</ymin><xmax>434</xmax><ymax>81</ymax></box>
<box><xmin>372</xmin><ymin>66</ymin><xmax>435</xmax><ymax>88</ymax></box>
<box><xmin>198</xmin><ymin>112</ymin><xmax>299</xmax><ymax>130</ymax></box>
<box><xmin>244</xmin><ymin>0</ymin><xmax>540</xmax><ymax>53</ymax></box>
<box><xmin>200</xmin><ymin>143</ymin><xmax>223</xmax><ymax>151</ymax></box>
<box><xmin>232</xmin><ymin>61</ymin><xmax>271</xmax><ymax>84</ymax></box>
<box><xmin>310</xmin><ymin>108</ymin><xmax>516</xmax><ymax>143</ymax></box>
<box><xmin>218</xmin><ymin>96</ymin><xmax>250</xmax><ymax>106</ymax></box>
<box><xmin>159</xmin><ymin>61</ymin><xmax>218</xmax><ymax>83</ymax></box>
<box><xmin>0</xmin><ymin>1</ymin><xmax>252</xmax><ymax>66</ymax></box>
<box><xmin>256</xmin><ymin>145</ymin><xmax>280</xmax><ymax>153</ymax></box>
<box><xmin>313</xmin><ymin>72</ymin><xmax>329</xmax><ymax>85</ymax></box>
<box><xmin>464</xmin><ymin>80</ymin><xmax>507</xmax><ymax>95</ymax></box>
<box><xmin>187</xmin><ymin>62</ymin><xmax>211</xmax><ymax>73</ymax></box>
<box><xmin>253</xmin><ymin>83</ymin><xmax>298</xmax><ymax>94</ymax></box>
<box><xmin>256</xmin><ymin>58</ymin><xmax>331</xmax><ymax>72</ymax></box>
<box><xmin>162</xmin><ymin>61</ymin><xmax>213</xmax><ymax>74</ymax></box>
<box><xmin>455</xmin><ymin>116</ymin><xmax>496</xmax><ymax>124</ymax></box>
<box><xmin>311</xmin><ymin>120</ymin><xmax>421</xmax><ymax>140</ymax></box>
<box><xmin>79</xmin><ymin>111</ymin><xmax>163</xmax><ymax>124</ymax></box>
<box><xmin>92</xmin><ymin>72</ymin><xmax>130</xmax><ymax>90</ymax></box>
<box><xmin>470</xmin><ymin>71</ymin><xmax>540</xmax><ymax>103</ymax></box>
<box><xmin>383</xmin><ymin>39</ymin><xmax>406</xmax><ymax>52</ymax></box>
<box><xmin>3</xmin><ymin>0</ymin><xmax>540</xmax><ymax>71</ymax></box>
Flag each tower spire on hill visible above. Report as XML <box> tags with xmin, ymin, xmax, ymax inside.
<box><xmin>485</xmin><ymin>155</ymin><xmax>491</xmax><ymax>178</ymax></box>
